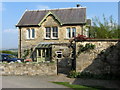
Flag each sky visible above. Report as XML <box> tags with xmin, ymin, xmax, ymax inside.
<box><xmin>1</xmin><ymin>2</ymin><xmax>118</xmax><ymax>49</ymax></box>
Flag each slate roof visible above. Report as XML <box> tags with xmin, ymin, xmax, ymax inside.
<box><xmin>16</xmin><ymin>7</ymin><xmax>86</xmax><ymax>27</ymax></box>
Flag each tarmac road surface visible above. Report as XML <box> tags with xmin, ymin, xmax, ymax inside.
<box><xmin>2</xmin><ymin>75</ymin><xmax>70</xmax><ymax>88</ymax></box>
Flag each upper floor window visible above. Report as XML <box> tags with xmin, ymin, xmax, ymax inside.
<box><xmin>45</xmin><ymin>27</ymin><xmax>58</xmax><ymax>39</ymax></box>
<box><xmin>72</xmin><ymin>27</ymin><xmax>76</xmax><ymax>37</ymax></box>
<box><xmin>52</xmin><ymin>27</ymin><xmax>58</xmax><ymax>38</ymax></box>
<box><xmin>26</xmin><ymin>28</ymin><xmax>35</xmax><ymax>39</ymax></box>
<box><xmin>66</xmin><ymin>27</ymin><xmax>76</xmax><ymax>38</ymax></box>
<box><xmin>32</xmin><ymin>29</ymin><xmax>35</xmax><ymax>38</ymax></box>
<box><xmin>46</xmin><ymin>27</ymin><xmax>51</xmax><ymax>38</ymax></box>
<box><xmin>27</xmin><ymin>29</ymin><xmax>30</xmax><ymax>39</ymax></box>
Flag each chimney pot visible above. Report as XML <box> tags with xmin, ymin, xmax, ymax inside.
<box><xmin>76</xmin><ymin>4</ymin><xmax>80</xmax><ymax>7</ymax></box>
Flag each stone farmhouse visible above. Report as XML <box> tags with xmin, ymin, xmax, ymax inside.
<box><xmin>16</xmin><ymin>7</ymin><xmax>91</xmax><ymax>62</ymax></box>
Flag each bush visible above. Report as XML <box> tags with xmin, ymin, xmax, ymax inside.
<box><xmin>68</xmin><ymin>70</ymin><xmax>80</xmax><ymax>78</ymax></box>
<box><xmin>77</xmin><ymin>43</ymin><xmax>95</xmax><ymax>56</ymax></box>
<box><xmin>68</xmin><ymin>71</ymin><xmax>120</xmax><ymax>80</ymax></box>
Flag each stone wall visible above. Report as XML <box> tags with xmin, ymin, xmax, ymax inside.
<box><xmin>1</xmin><ymin>63</ymin><xmax>57</xmax><ymax>76</ymax></box>
<box><xmin>76</xmin><ymin>41</ymin><xmax>120</xmax><ymax>75</ymax></box>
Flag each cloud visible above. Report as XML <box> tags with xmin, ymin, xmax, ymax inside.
<box><xmin>3</xmin><ymin>29</ymin><xmax>18</xmax><ymax>33</ymax></box>
<box><xmin>36</xmin><ymin>5</ymin><xmax>50</xmax><ymax>10</ymax></box>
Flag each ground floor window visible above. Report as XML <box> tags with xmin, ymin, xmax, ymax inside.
<box><xmin>36</xmin><ymin>48</ymin><xmax>52</xmax><ymax>62</ymax></box>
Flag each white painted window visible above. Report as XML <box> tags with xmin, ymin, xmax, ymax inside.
<box><xmin>45</xmin><ymin>27</ymin><xmax>51</xmax><ymax>39</ymax></box>
<box><xmin>72</xmin><ymin>27</ymin><xmax>76</xmax><ymax>37</ymax></box>
<box><xmin>66</xmin><ymin>27</ymin><xmax>76</xmax><ymax>38</ymax></box>
<box><xmin>52</xmin><ymin>27</ymin><xmax>58</xmax><ymax>38</ymax></box>
<box><xmin>66</xmin><ymin>28</ymin><xmax>71</xmax><ymax>38</ymax></box>
<box><xmin>45</xmin><ymin>27</ymin><xmax>58</xmax><ymax>39</ymax></box>
<box><xmin>26</xmin><ymin>28</ymin><xmax>35</xmax><ymax>39</ymax></box>
<box><xmin>31</xmin><ymin>29</ymin><xmax>35</xmax><ymax>39</ymax></box>
<box><xmin>27</xmin><ymin>29</ymin><xmax>30</xmax><ymax>39</ymax></box>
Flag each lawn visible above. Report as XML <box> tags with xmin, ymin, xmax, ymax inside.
<box><xmin>52</xmin><ymin>82</ymin><xmax>98</xmax><ymax>90</ymax></box>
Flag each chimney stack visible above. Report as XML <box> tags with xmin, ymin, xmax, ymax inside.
<box><xmin>76</xmin><ymin>4</ymin><xmax>81</xmax><ymax>7</ymax></box>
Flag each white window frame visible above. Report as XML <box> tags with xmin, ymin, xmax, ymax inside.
<box><xmin>26</xmin><ymin>29</ymin><xmax>30</xmax><ymax>39</ymax></box>
<box><xmin>45</xmin><ymin>27</ymin><xmax>51</xmax><ymax>39</ymax></box>
<box><xmin>31</xmin><ymin>28</ymin><xmax>35</xmax><ymax>39</ymax></box>
<box><xmin>66</xmin><ymin>27</ymin><xmax>71</xmax><ymax>39</ymax></box>
<box><xmin>26</xmin><ymin>28</ymin><xmax>35</xmax><ymax>39</ymax></box>
<box><xmin>66</xmin><ymin>27</ymin><xmax>76</xmax><ymax>39</ymax></box>
<box><xmin>45</xmin><ymin>27</ymin><xmax>58</xmax><ymax>39</ymax></box>
<box><xmin>72</xmin><ymin>27</ymin><xmax>76</xmax><ymax>38</ymax></box>
<box><xmin>52</xmin><ymin>27</ymin><xmax>58</xmax><ymax>39</ymax></box>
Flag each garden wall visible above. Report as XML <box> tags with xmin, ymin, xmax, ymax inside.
<box><xmin>1</xmin><ymin>63</ymin><xmax>57</xmax><ymax>76</ymax></box>
<box><xmin>76</xmin><ymin>40</ymin><xmax>120</xmax><ymax>76</ymax></box>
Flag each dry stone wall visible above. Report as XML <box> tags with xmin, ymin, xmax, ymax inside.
<box><xmin>1</xmin><ymin>63</ymin><xmax>57</xmax><ymax>76</ymax></box>
<box><xmin>76</xmin><ymin>41</ymin><xmax>120</xmax><ymax>76</ymax></box>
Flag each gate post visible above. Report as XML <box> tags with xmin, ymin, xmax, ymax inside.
<box><xmin>57</xmin><ymin>59</ymin><xmax>59</xmax><ymax>75</ymax></box>
<box><xmin>71</xmin><ymin>42</ymin><xmax>76</xmax><ymax>71</ymax></box>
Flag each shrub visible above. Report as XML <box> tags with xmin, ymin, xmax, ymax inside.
<box><xmin>68</xmin><ymin>70</ymin><xmax>80</xmax><ymax>78</ymax></box>
<box><xmin>68</xmin><ymin>71</ymin><xmax>120</xmax><ymax>80</ymax></box>
<box><xmin>77</xmin><ymin>43</ymin><xmax>95</xmax><ymax>56</ymax></box>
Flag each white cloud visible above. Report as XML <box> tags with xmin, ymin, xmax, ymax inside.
<box><xmin>36</xmin><ymin>5</ymin><xmax>50</xmax><ymax>10</ymax></box>
<box><xmin>3</xmin><ymin>29</ymin><xmax>17</xmax><ymax>33</ymax></box>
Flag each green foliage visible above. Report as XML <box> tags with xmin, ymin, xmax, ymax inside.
<box><xmin>68</xmin><ymin>71</ymin><xmax>120</xmax><ymax>80</ymax></box>
<box><xmin>89</xmin><ymin>15</ymin><xmax>120</xmax><ymax>39</ymax></box>
<box><xmin>23</xmin><ymin>49</ymin><xmax>30</xmax><ymax>59</ymax></box>
<box><xmin>68</xmin><ymin>70</ymin><xmax>80</xmax><ymax>78</ymax></box>
<box><xmin>77</xmin><ymin>43</ymin><xmax>95</xmax><ymax>55</ymax></box>
<box><xmin>0</xmin><ymin>50</ymin><xmax>18</xmax><ymax>57</ymax></box>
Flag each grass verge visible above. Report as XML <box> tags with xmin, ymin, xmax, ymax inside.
<box><xmin>52</xmin><ymin>82</ymin><xmax>98</xmax><ymax>90</ymax></box>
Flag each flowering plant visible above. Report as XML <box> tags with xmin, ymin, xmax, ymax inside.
<box><xmin>74</xmin><ymin>34</ymin><xmax>88</xmax><ymax>41</ymax></box>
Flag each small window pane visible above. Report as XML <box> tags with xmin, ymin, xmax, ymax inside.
<box><xmin>67</xmin><ymin>28</ymin><xmax>71</xmax><ymax>38</ymax></box>
<box><xmin>52</xmin><ymin>27</ymin><xmax>58</xmax><ymax>38</ymax></box>
<box><xmin>32</xmin><ymin>29</ymin><xmax>35</xmax><ymax>38</ymax></box>
<box><xmin>72</xmin><ymin>27</ymin><xmax>76</xmax><ymax>37</ymax></box>
<box><xmin>27</xmin><ymin>29</ymin><xmax>30</xmax><ymax>39</ymax></box>
<box><xmin>46</xmin><ymin>27</ymin><xmax>51</xmax><ymax>38</ymax></box>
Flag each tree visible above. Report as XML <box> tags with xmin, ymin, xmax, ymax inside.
<box><xmin>89</xmin><ymin>15</ymin><xmax>120</xmax><ymax>39</ymax></box>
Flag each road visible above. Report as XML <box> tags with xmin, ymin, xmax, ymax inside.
<box><xmin>2</xmin><ymin>75</ymin><xmax>69</xmax><ymax>88</ymax></box>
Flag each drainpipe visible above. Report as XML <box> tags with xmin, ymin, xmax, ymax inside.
<box><xmin>18</xmin><ymin>27</ymin><xmax>22</xmax><ymax>58</ymax></box>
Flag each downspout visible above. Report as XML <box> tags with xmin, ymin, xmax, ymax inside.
<box><xmin>18</xmin><ymin>27</ymin><xmax>22</xmax><ymax>58</ymax></box>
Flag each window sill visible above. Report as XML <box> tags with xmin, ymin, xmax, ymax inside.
<box><xmin>26</xmin><ymin>38</ymin><xmax>35</xmax><ymax>40</ymax></box>
<box><xmin>64</xmin><ymin>38</ymin><xmax>70</xmax><ymax>40</ymax></box>
<box><xmin>44</xmin><ymin>38</ymin><xmax>59</xmax><ymax>40</ymax></box>
<box><xmin>51</xmin><ymin>38</ymin><xmax>59</xmax><ymax>40</ymax></box>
